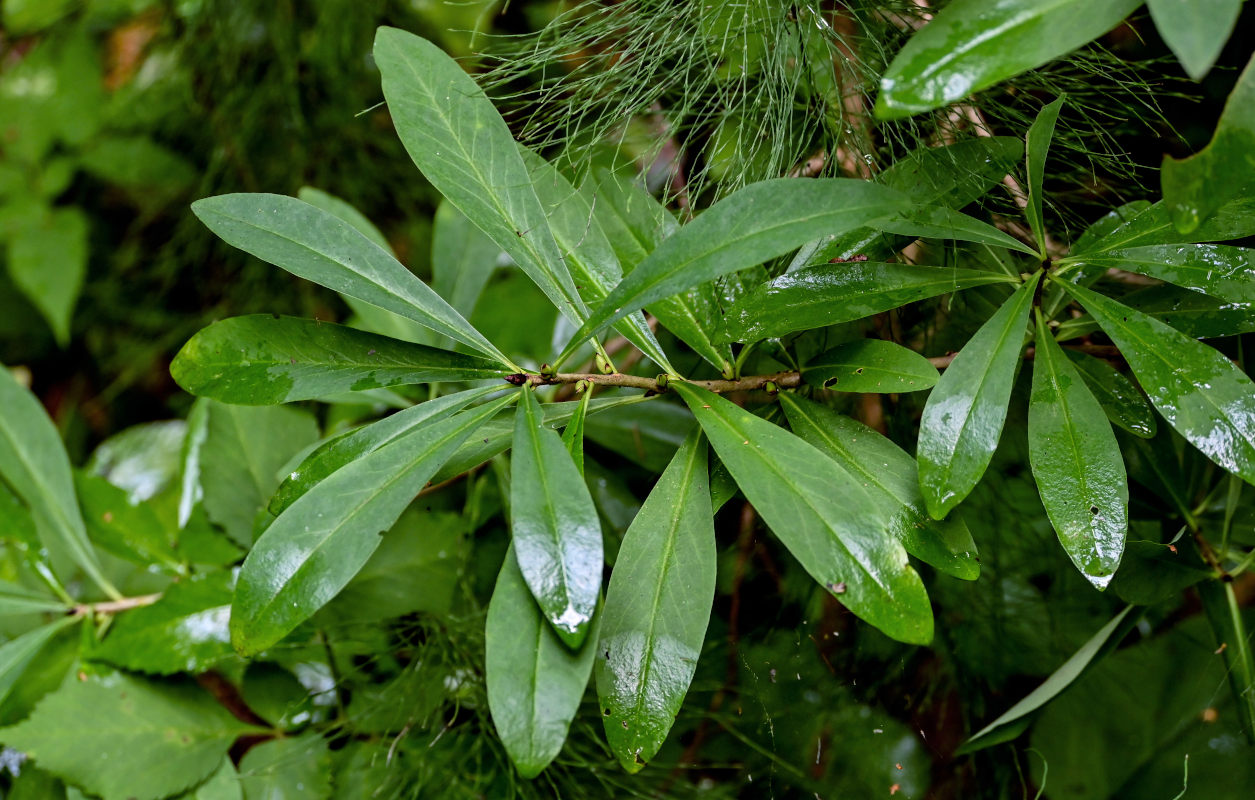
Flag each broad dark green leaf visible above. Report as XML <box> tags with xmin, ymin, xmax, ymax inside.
<box><xmin>1062</xmin><ymin>281</ymin><xmax>1255</xmax><ymax>487</ymax></box>
<box><xmin>673</xmin><ymin>383</ymin><xmax>933</xmax><ymax>644</ymax></box>
<box><xmin>802</xmin><ymin>340</ymin><xmax>939</xmax><ymax>393</ymax></box>
<box><xmin>0</xmin><ymin>363</ymin><xmax>114</xmax><ymax>598</ymax></box>
<box><xmin>0</xmin><ymin>617</ymin><xmax>79</xmax><ymax>707</ymax></box>
<box><xmin>780</xmin><ymin>395</ymin><xmax>979</xmax><ymax>581</ymax></box>
<box><xmin>555</xmin><ymin>179</ymin><xmax>910</xmax><ymax>366</ymax></box>
<box><xmin>486</xmin><ymin>545</ymin><xmax>598</xmax><ymax>779</ymax></box>
<box><xmin>596</xmin><ymin>432</ymin><xmax>715</xmax><ymax>771</ymax></box>
<box><xmin>875</xmin><ymin>0</ymin><xmax>1141</xmax><ymax>118</ymax></box>
<box><xmin>172</xmin><ymin>315</ymin><xmax>507</xmax><ymax>405</ymax></box>
<box><xmin>238</xmin><ymin>734</ymin><xmax>331</xmax><ymax>800</ymax></box>
<box><xmin>191</xmin><ymin>193</ymin><xmax>506</xmax><ymax>364</ymax></box>
<box><xmin>373</xmin><ymin>28</ymin><xmax>587</xmax><ymax>328</ymax></box>
<box><xmin>1064</xmin><ymin>350</ymin><xmax>1157</xmax><ymax>438</ymax></box>
<box><xmin>1072</xmin><ymin>244</ymin><xmax>1255</xmax><ymax>304</ymax></box>
<box><xmin>7</xmin><ymin>206</ymin><xmax>87</xmax><ymax>346</ymax></box>
<box><xmin>583</xmin><ymin>400</ymin><xmax>695</xmax><ymax>473</ymax></box>
<box><xmin>1161</xmin><ymin>54</ymin><xmax>1255</xmax><ymax>233</ymax></box>
<box><xmin>1026</xmin><ymin>96</ymin><xmax>1065</xmax><ymax>254</ymax></box>
<box><xmin>918</xmin><ymin>274</ymin><xmax>1040</xmax><ymax>519</ymax></box>
<box><xmin>510</xmin><ymin>388</ymin><xmax>602</xmax><ymax>648</ymax></box>
<box><xmin>186</xmin><ymin>759</ymin><xmax>241</xmax><ymax>800</ymax></box>
<box><xmin>0</xmin><ymin>581</ymin><xmax>65</xmax><ymax>617</ymax></box>
<box><xmin>1055</xmin><ymin>285</ymin><xmax>1255</xmax><ymax>341</ymax></box>
<box><xmin>0</xmin><ymin>673</ymin><xmax>260</xmax><ymax>800</ymax></box>
<box><xmin>560</xmin><ymin>388</ymin><xmax>592</xmax><ymax>478</ymax></box>
<box><xmin>76</xmin><ymin>473</ymin><xmax>181</xmax><ymax>571</ymax></box>
<box><xmin>431</xmin><ymin>200</ymin><xmax>500</xmax><ymax>320</ymax></box>
<box><xmin>295</xmin><ymin>186</ymin><xmax>392</xmax><ymax>253</ymax></box>
<box><xmin>230</xmin><ymin>392</ymin><xmax>518</xmax><ymax>655</ymax></box>
<box><xmin>1028</xmin><ymin>317</ymin><xmax>1127</xmax><ymax>588</ymax></box>
<box><xmin>874</xmin><ymin>204</ymin><xmax>1039</xmax><ymax>255</ymax></box>
<box><xmin>91</xmin><ymin>574</ymin><xmax>233</xmax><ymax>675</ymax></box>
<box><xmin>723</xmin><ymin>262</ymin><xmax>1015</xmax><ymax>343</ymax></box>
<box><xmin>1071</xmin><ymin>197</ymin><xmax>1255</xmax><ymax>255</ymax></box>
<box><xmin>1147</xmin><ymin>0</ymin><xmax>1242</xmax><ymax>80</ymax></box>
<box><xmin>87</xmin><ymin>420</ymin><xmax>186</xmax><ymax>504</ymax></box>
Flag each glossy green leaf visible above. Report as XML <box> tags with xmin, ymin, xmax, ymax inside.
<box><xmin>875</xmin><ymin>204</ymin><xmax>1039</xmax><ymax>256</ymax></box>
<box><xmin>0</xmin><ymin>617</ymin><xmax>79</xmax><ymax>707</ymax></box>
<box><xmin>723</xmin><ymin>262</ymin><xmax>1015</xmax><ymax>343</ymax></box>
<box><xmin>0</xmin><ymin>581</ymin><xmax>66</xmax><ymax>617</ymax></box>
<box><xmin>91</xmin><ymin>574</ymin><xmax>233</xmax><ymax>675</ymax></box>
<box><xmin>186</xmin><ymin>759</ymin><xmax>241</xmax><ymax>800</ymax></box>
<box><xmin>560</xmin><ymin>388</ymin><xmax>592</xmax><ymax>478</ymax></box>
<box><xmin>779</xmin><ymin>395</ymin><xmax>979</xmax><ymax>581</ymax></box>
<box><xmin>374</xmin><ymin>27</ymin><xmax>586</xmax><ymax>328</ymax></box>
<box><xmin>172</xmin><ymin>315</ymin><xmax>507</xmax><ymax>405</ymax></box>
<box><xmin>1064</xmin><ymin>350</ymin><xmax>1157</xmax><ymax>438</ymax></box>
<box><xmin>238</xmin><ymin>734</ymin><xmax>331</xmax><ymax>800</ymax></box>
<box><xmin>583</xmin><ymin>400</ymin><xmax>695</xmax><ymax>473</ymax></box>
<box><xmin>230</xmin><ymin>392</ymin><xmax>518</xmax><ymax>655</ymax></box>
<box><xmin>87</xmin><ymin>420</ymin><xmax>186</xmax><ymax>504</ymax></box>
<box><xmin>1147</xmin><ymin>0</ymin><xmax>1242</xmax><ymax>80</ymax></box>
<box><xmin>191</xmin><ymin>193</ymin><xmax>507</xmax><ymax>364</ymax></box>
<box><xmin>1162</xmin><ymin>54</ymin><xmax>1255</xmax><ymax>233</ymax></box>
<box><xmin>1062</xmin><ymin>281</ymin><xmax>1255</xmax><ymax>487</ymax></box>
<box><xmin>1073</xmin><ymin>244</ymin><xmax>1255</xmax><ymax>304</ymax></box>
<box><xmin>875</xmin><ymin>0</ymin><xmax>1141</xmax><ymax>118</ymax></box>
<box><xmin>295</xmin><ymin>187</ymin><xmax>392</xmax><ymax>253</ymax></box>
<box><xmin>1026</xmin><ymin>96</ymin><xmax>1065</xmax><ymax>254</ymax></box>
<box><xmin>673</xmin><ymin>383</ymin><xmax>933</xmax><ymax>644</ymax></box>
<box><xmin>0</xmin><ymin>363</ymin><xmax>115</xmax><ymax>598</ymax></box>
<box><xmin>431</xmin><ymin>200</ymin><xmax>500</xmax><ymax>319</ymax></box>
<box><xmin>802</xmin><ymin>339</ymin><xmax>940</xmax><ymax>393</ymax></box>
<box><xmin>1072</xmin><ymin>197</ymin><xmax>1255</xmax><ymax>255</ymax></box>
<box><xmin>6</xmin><ymin>206</ymin><xmax>87</xmax><ymax>347</ymax></box>
<box><xmin>918</xmin><ymin>274</ymin><xmax>1041</xmax><ymax>519</ymax></box>
<box><xmin>0</xmin><ymin>672</ymin><xmax>260</xmax><ymax>800</ymax></box>
<box><xmin>1028</xmin><ymin>315</ymin><xmax>1127</xmax><ymax>588</ymax></box>
<box><xmin>76</xmin><ymin>473</ymin><xmax>181</xmax><ymax>571</ymax></box>
<box><xmin>596</xmin><ymin>432</ymin><xmax>715</xmax><ymax>771</ymax></box>
<box><xmin>556</xmin><ymin>179</ymin><xmax>909</xmax><ymax>366</ymax></box>
<box><xmin>510</xmin><ymin>388</ymin><xmax>603</xmax><ymax>648</ymax></box>
<box><xmin>486</xmin><ymin>545</ymin><xmax>598</xmax><ymax>779</ymax></box>
<box><xmin>1055</xmin><ymin>285</ymin><xmax>1255</xmax><ymax>341</ymax></box>
<box><xmin>270</xmin><ymin>385</ymin><xmax>502</xmax><ymax>514</ymax></box>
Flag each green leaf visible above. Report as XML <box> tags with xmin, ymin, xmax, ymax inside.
<box><xmin>1028</xmin><ymin>314</ymin><xmax>1128</xmax><ymax>588</ymax></box>
<box><xmin>583</xmin><ymin>400</ymin><xmax>695</xmax><ymax>473</ymax></box>
<box><xmin>779</xmin><ymin>395</ymin><xmax>979</xmax><ymax>581</ymax></box>
<box><xmin>1162</xmin><ymin>54</ymin><xmax>1255</xmax><ymax>233</ymax></box>
<box><xmin>0</xmin><ymin>617</ymin><xmax>79</xmax><ymax>707</ymax></box>
<box><xmin>373</xmin><ymin>27</ymin><xmax>586</xmax><ymax>328</ymax></box>
<box><xmin>185</xmin><ymin>759</ymin><xmax>241</xmax><ymax>800</ymax></box>
<box><xmin>486</xmin><ymin>545</ymin><xmax>598</xmax><ymax>779</ymax></box>
<box><xmin>918</xmin><ymin>273</ymin><xmax>1041</xmax><ymax>519</ymax></box>
<box><xmin>560</xmin><ymin>388</ymin><xmax>592</xmax><ymax>478</ymax></box>
<box><xmin>1071</xmin><ymin>244</ymin><xmax>1255</xmax><ymax>304</ymax></box>
<box><xmin>672</xmin><ymin>383</ymin><xmax>933</xmax><ymax>644</ymax></box>
<box><xmin>1064</xmin><ymin>350</ymin><xmax>1157</xmax><ymax>438</ymax></box>
<box><xmin>556</xmin><ymin>179</ymin><xmax>909</xmax><ymax>366</ymax></box>
<box><xmin>801</xmin><ymin>339</ymin><xmax>940</xmax><ymax>393</ymax></box>
<box><xmin>1055</xmin><ymin>285</ymin><xmax>1255</xmax><ymax>341</ymax></box>
<box><xmin>723</xmin><ymin>262</ymin><xmax>1015</xmax><ymax>343</ymax></box>
<box><xmin>0</xmin><ymin>581</ymin><xmax>66</xmax><ymax>617</ymax></box>
<box><xmin>596</xmin><ymin>432</ymin><xmax>715</xmax><ymax>771</ymax></box>
<box><xmin>90</xmin><ymin>574</ymin><xmax>233</xmax><ymax>675</ymax></box>
<box><xmin>172</xmin><ymin>315</ymin><xmax>507</xmax><ymax>405</ymax></box>
<box><xmin>1147</xmin><ymin>0</ymin><xmax>1242</xmax><ymax>80</ymax></box>
<box><xmin>1072</xmin><ymin>197</ymin><xmax>1255</xmax><ymax>255</ymax></box>
<box><xmin>0</xmin><ymin>363</ymin><xmax>115</xmax><ymax>598</ymax></box>
<box><xmin>190</xmin><ymin>193</ymin><xmax>507</xmax><ymax>364</ymax></box>
<box><xmin>875</xmin><ymin>0</ymin><xmax>1141</xmax><ymax>118</ymax></box>
<box><xmin>295</xmin><ymin>186</ymin><xmax>392</xmax><ymax>253</ymax></box>
<box><xmin>238</xmin><ymin>734</ymin><xmax>331</xmax><ymax>800</ymax></box>
<box><xmin>876</xmin><ymin>204</ymin><xmax>1039</xmax><ymax>256</ymax></box>
<box><xmin>76</xmin><ymin>473</ymin><xmax>181</xmax><ymax>571</ymax></box>
<box><xmin>87</xmin><ymin>420</ymin><xmax>186</xmax><ymax>504</ymax></box>
<box><xmin>1026</xmin><ymin>96</ymin><xmax>1065</xmax><ymax>254</ymax></box>
<box><xmin>510</xmin><ymin>388</ymin><xmax>603</xmax><ymax>648</ymax></box>
<box><xmin>0</xmin><ymin>673</ymin><xmax>260</xmax><ymax>800</ymax></box>
<box><xmin>6</xmin><ymin>207</ymin><xmax>87</xmax><ymax>347</ymax></box>
<box><xmin>270</xmin><ymin>385</ymin><xmax>502</xmax><ymax>515</ymax></box>
<box><xmin>431</xmin><ymin>200</ymin><xmax>500</xmax><ymax>320</ymax></box>
<box><xmin>231</xmin><ymin>392</ymin><xmax>517</xmax><ymax>655</ymax></box>
<box><xmin>1061</xmin><ymin>281</ymin><xmax>1255</xmax><ymax>487</ymax></box>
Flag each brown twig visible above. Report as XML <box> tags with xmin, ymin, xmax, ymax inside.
<box><xmin>70</xmin><ymin>593</ymin><xmax>161</xmax><ymax>617</ymax></box>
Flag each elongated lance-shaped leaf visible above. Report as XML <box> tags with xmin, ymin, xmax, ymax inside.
<box><xmin>875</xmin><ymin>205</ymin><xmax>1039</xmax><ymax>256</ymax></box>
<box><xmin>230</xmin><ymin>391</ymin><xmax>519</xmax><ymax>655</ymax></box>
<box><xmin>486</xmin><ymin>545</ymin><xmax>598</xmax><ymax>779</ymax></box>
<box><xmin>554</xmin><ymin>179</ymin><xmax>910</xmax><ymax>367</ymax></box>
<box><xmin>1061</xmin><ymin>280</ymin><xmax>1255</xmax><ymax>487</ymax></box>
<box><xmin>596</xmin><ymin>431</ymin><xmax>715</xmax><ymax>772</ymax></box>
<box><xmin>1073</xmin><ymin>197</ymin><xmax>1255</xmax><ymax>256</ymax></box>
<box><xmin>1026</xmin><ymin>96</ymin><xmax>1065</xmax><ymax>255</ymax></box>
<box><xmin>1147</xmin><ymin>0</ymin><xmax>1242</xmax><ymax>81</ymax></box>
<box><xmin>269</xmin><ymin>385</ymin><xmax>504</xmax><ymax>515</ymax></box>
<box><xmin>1065</xmin><ymin>350</ymin><xmax>1157</xmax><ymax>438</ymax></box>
<box><xmin>1069</xmin><ymin>244</ymin><xmax>1255</xmax><ymax>305</ymax></box>
<box><xmin>0</xmin><ymin>616</ymin><xmax>80</xmax><ymax>707</ymax></box>
<box><xmin>510</xmin><ymin>387</ymin><xmax>603</xmax><ymax>648</ymax></box>
<box><xmin>802</xmin><ymin>340</ymin><xmax>940</xmax><ymax>394</ymax></box>
<box><xmin>172</xmin><ymin>315</ymin><xmax>509</xmax><ymax>405</ymax></box>
<box><xmin>723</xmin><ymin>262</ymin><xmax>1016</xmax><ymax>343</ymax></box>
<box><xmin>1028</xmin><ymin>310</ymin><xmax>1127</xmax><ymax>588</ymax></box>
<box><xmin>431</xmin><ymin>200</ymin><xmax>500</xmax><ymax>320</ymax></box>
<box><xmin>191</xmin><ymin>194</ymin><xmax>507</xmax><ymax>364</ymax></box>
<box><xmin>779</xmin><ymin>395</ymin><xmax>978</xmax><ymax>581</ymax></box>
<box><xmin>672</xmin><ymin>383</ymin><xmax>933</xmax><ymax>644</ymax></box>
<box><xmin>918</xmin><ymin>273</ymin><xmax>1041</xmax><ymax>519</ymax></box>
<box><xmin>374</xmin><ymin>28</ymin><xmax>587</xmax><ymax>331</ymax></box>
<box><xmin>875</xmin><ymin>0</ymin><xmax>1141</xmax><ymax>119</ymax></box>
<box><xmin>0</xmin><ymin>363</ymin><xmax>116</xmax><ymax>599</ymax></box>
<box><xmin>1055</xmin><ymin>285</ymin><xmax>1255</xmax><ymax>342</ymax></box>
<box><xmin>296</xmin><ymin>186</ymin><xmax>392</xmax><ymax>253</ymax></box>
<box><xmin>560</xmin><ymin>388</ymin><xmax>592</xmax><ymax>478</ymax></box>
<box><xmin>0</xmin><ymin>581</ymin><xmax>67</xmax><ymax>617</ymax></box>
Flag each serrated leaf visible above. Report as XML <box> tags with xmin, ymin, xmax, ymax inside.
<box><xmin>672</xmin><ymin>383</ymin><xmax>932</xmax><ymax>644</ymax></box>
<box><xmin>1147</xmin><ymin>0</ymin><xmax>1242</xmax><ymax>81</ymax></box>
<box><xmin>0</xmin><ymin>617</ymin><xmax>79</xmax><ymax>707</ymax></box>
<box><xmin>1072</xmin><ymin>244</ymin><xmax>1255</xmax><ymax>304</ymax></box>
<box><xmin>779</xmin><ymin>395</ymin><xmax>979</xmax><ymax>581</ymax></box>
<box><xmin>231</xmin><ymin>392</ymin><xmax>518</xmax><ymax>655</ymax></box>
<box><xmin>918</xmin><ymin>274</ymin><xmax>1040</xmax><ymax>518</ymax></box>
<box><xmin>76</xmin><ymin>472</ymin><xmax>181</xmax><ymax>571</ymax></box>
<box><xmin>0</xmin><ymin>673</ymin><xmax>260</xmax><ymax>800</ymax></box>
<box><xmin>875</xmin><ymin>0</ymin><xmax>1141</xmax><ymax>118</ymax></box>
<box><xmin>802</xmin><ymin>339</ymin><xmax>939</xmax><ymax>393</ymax></box>
<box><xmin>185</xmin><ymin>759</ymin><xmax>241</xmax><ymax>800</ymax></box>
<box><xmin>87</xmin><ymin>420</ymin><xmax>186</xmax><ymax>504</ymax></box>
<box><xmin>238</xmin><ymin>734</ymin><xmax>331</xmax><ymax>800</ymax></box>
<box><xmin>486</xmin><ymin>545</ymin><xmax>598</xmax><ymax>779</ymax></box>
<box><xmin>1064</xmin><ymin>350</ymin><xmax>1157</xmax><ymax>438</ymax></box>
<box><xmin>510</xmin><ymin>388</ymin><xmax>602</xmax><ymax>648</ymax></box>
<box><xmin>723</xmin><ymin>262</ymin><xmax>1015</xmax><ymax>343</ymax></box>
<box><xmin>1061</xmin><ymin>281</ymin><xmax>1255</xmax><ymax>487</ymax></box>
<box><xmin>596</xmin><ymin>432</ymin><xmax>715</xmax><ymax>771</ymax></box>
<box><xmin>91</xmin><ymin>573</ymin><xmax>233</xmax><ymax>675</ymax></box>
<box><xmin>431</xmin><ymin>200</ymin><xmax>500</xmax><ymax>320</ymax></box>
<box><xmin>1026</xmin><ymin>96</ymin><xmax>1065</xmax><ymax>254</ymax></box>
<box><xmin>1028</xmin><ymin>316</ymin><xmax>1127</xmax><ymax>588</ymax></box>
<box><xmin>7</xmin><ymin>207</ymin><xmax>87</xmax><ymax>346</ymax></box>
